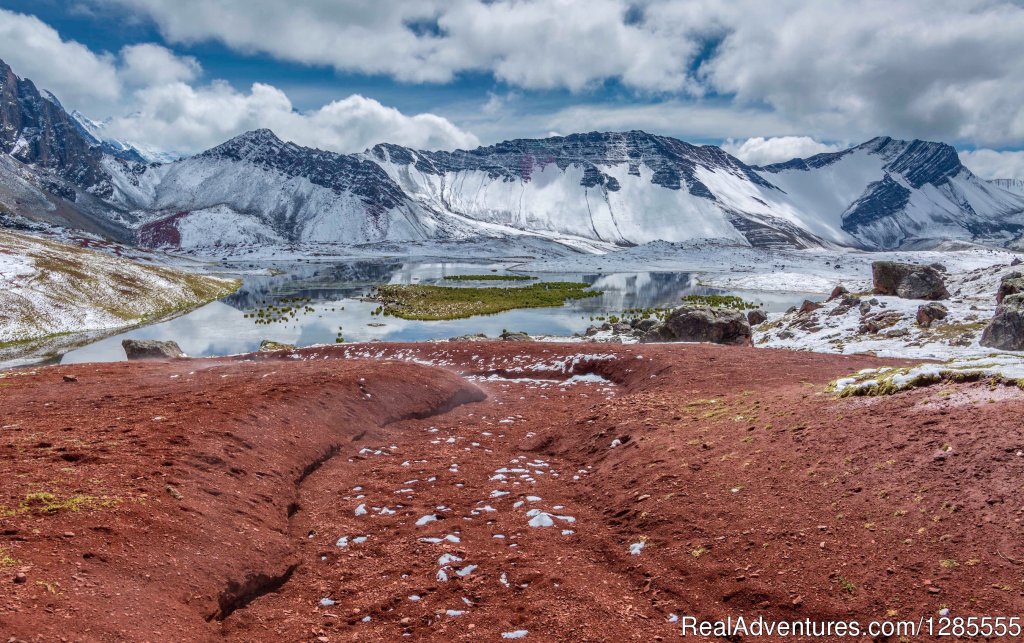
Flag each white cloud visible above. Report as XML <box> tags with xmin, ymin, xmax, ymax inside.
<box><xmin>722</xmin><ymin>137</ymin><xmax>843</xmax><ymax>166</ymax></box>
<box><xmin>0</xmin><ymin>7</ymin><xmax>478</xmax><ymax>155</ymax></box>
<box><xmin>959</xmin><ymin>149</ymin><xmax>1024</xmax><ymax>181</ymax></box>
<box><xmin>0</xmin><ymin>8</ymin><xmax>121</xmax><ymax>108</ymax></box>
<box><xmin>119</xmin><ymin>43</ymin><xmax>200</xmax><ymax>87</ymax></box>
<box><xmin>99</xmin><ymin>0</ymin><xmax>701</xmax><ymax>92</ymax></box>
<box><xmin>94</xmin><ymin>0</ymin><xmax>1024</xmax><ymax>148</ymax></box>
<box><xmin>105</xmin><ymin>82</ymin><xmax>479</xmax><ymax>154</ymax></box>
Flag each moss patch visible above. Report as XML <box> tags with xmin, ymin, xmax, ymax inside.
<box><xmin>681</xmin><ymin>294</ymin><xmax>761</xmax><ymax>310</ymax></box>
<box><xmin>372</xmin><ymin>282</ymin><xmax>602</xmax><ymax>320</ymax></box>
<box><xmin>443</xmin><ymin>274</ymin><xmax>536</xmax><ymax>282</ymax></box>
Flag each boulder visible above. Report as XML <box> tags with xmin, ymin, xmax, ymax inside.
<box><xmin>500</xmin><ymin>330</ymin><xmax>532</xmax><ymax>341</ymax></box>
<box><xmin>121</xmin><ymin>339</ymin><xmax>185</xmax><ymax>360</ymax></box>
<box><xmin>980</xmin><ymin>293</ymin><xmax>1024</xmax><ymax>350</ymax></box>
<box><xmin>996</xmin><ymin>272</ymin><xmax>1024</xmax><ymax>304</ymax></box>
<box><xmin>747</xmin><ymin>309</ymin><xmax>768</xmax><ymax>326</ymax></box>
<box><xmin>258</xmin><ymin>339</ymin><xmax>296</xmax><ymax>352</ymax></box>
<box><xmin>641</xmin><ymin>306</ymin><xmax>751</xmax><ymax>346</ymax></box>
<box><xmin>798</xmin><ymin>299</ymin><xmax>822</xmax><ymax>315</ymax></box>
<box><xmin>915</xmin><ymin>302</ymin><xmax>948</xmax><ymax>328</ymax></box>
<box><xmin>871</xmin><ymin>261</ymin><xmax>949</xmax><ymax>300</ymax></box>
<box><xmin>1012</xmin><ymin>257</ymin><xmax>1023</xmax><ymax>266</ymax></box>
<box><xmin>827</xmin><ymin>285</ymin><xmax>849</xmax><ymax>301</ymax></box>
<box><xmin>635</xmin><ymin>318</ymin><xmax>659</xmax><ymax>332</ymax></box>
<box><xmin>611</xmin><ymin>322</ymin><xmax>632</xmax><ymax>334</ymax></box>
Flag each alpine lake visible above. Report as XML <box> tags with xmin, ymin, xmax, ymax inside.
<box><xmin>48</xmin><ymin>260</ymin><xmax>822</xmax><ymax>365</ymax></box>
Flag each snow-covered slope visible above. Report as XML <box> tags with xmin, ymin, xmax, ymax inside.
<box><xmin>368</xmin><ymin>132</ymin><xmax>822</xmax><ymax>249</ymax></box>
<box><xmin>757</xmin><ymin>138</ymin><xmax>1024</xmax><ymax>249</ymax></box>
<box><xmin>991</xmin><ymin>178</ymin><xmax>1024</xmax><ymax>198</ymax></box>
<box><xmin>0</xmin><ymin>228</ymin><xmax>238</xmax><ymax>346</ymax></box>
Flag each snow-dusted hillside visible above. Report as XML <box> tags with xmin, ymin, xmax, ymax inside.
<box><xmin>758</xmin><ymin>138</ymin><xmax>1024</xmax><ymax>249</ymax></box>
<box><xmin>0</xmin><ymin>229</ymin><xmax>238</xmax><ymax>347</ymax></box>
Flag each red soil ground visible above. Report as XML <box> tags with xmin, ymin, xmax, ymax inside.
<box><xmin>2</xmin><ymin>342</ymin><xmax>1024</xmax><ymax>641</ymax></box>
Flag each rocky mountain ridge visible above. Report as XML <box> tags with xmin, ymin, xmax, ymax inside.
<box><xmin>2</xmin><ymin>56</ymin><xmax>1024</xmax><ymax>254</ymax></box>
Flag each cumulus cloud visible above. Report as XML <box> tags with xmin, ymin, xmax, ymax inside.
<box><xmin>105</xmin><ymin>82</ymin><xmax>479</xmax><ymax>154</ymax></box>
<box><xmin>94</xmin><ymin>0</ymin><xmax>1024</xmax><ymax>148</ymax></box>
<box><xmin>119</xmin><ymin>43</ymin><xmax>200</xmax><ymax>87</ymax></box>
<box><xmin>0</xmin><ymin>8</ymin><xmax>478</xmax><ymax>155</ymax></box>
<box><xmin>97</xmin><ymin>0</ymin><xmax>700</xmax><ymax>92</ymax></box>
<box><xmin>722</xmin><ymin>137</ymin><xmax>843</xmax><ymax>166</ymax></box>
<box><xmin>959</xmin><ymin>149</ymin><xmax>1024</xmax><ymax>181</ymax></box>
<box><xmin>0</xmin><ymin>8</ymin><xmax>121</xmax><ymax>108</ymax></box>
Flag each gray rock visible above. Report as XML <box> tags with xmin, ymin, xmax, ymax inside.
<box><xmin>258</xmin><ymin>339</ymin><xmax>296</xmax><ymax>352</ymax></box>
<box><xmin>980</xmin><ymin>293</ymin><xmax>1024</xmax><ymax>350</ymax></box>
<box><xmin>996</xmin><ymin>272</ymin><xmax>1024</xmax><ymax>304</ymax></box>
<box><xmin>871</xmin><ymin>261</ymin><xmax>949</xmax><ymax>300</ymax></box>
<box><xmin>611</xmin><ymin>322</ymin><xmax>632</xmax><ymax>334</ymax></box>
<box><xmin>500</xmin><ymin>330</ymin><xmax>532</xmax><ymax>341</ymax></box>
<box><xmin>916</xmin><ymin>302</ymin><xmax>948</xmax><ymax>327</ymax></box>
<box><xmin>121</xmin><ymin>339</ymin><xmax>185</xmax><ymax>360</ymax></box>
<box><xmin>859</xmin><ymin>300</ymin><xmax>873</xmax><ymax>315</ymax></box>
<box><xmin>799</xmin><ymin>300</ymin><xmax>822</xmax><ymax>315</ymax></box>
<box><xmin>747</xmin><ymin>309</ymin><xmax>768</xmax><ymax>326</ymax></box>
<box><xmin>640</xmin><ymin>306</ymin><xmax>751</xmax><ymax>346</ymax></box>
<box><xmin>636</xmin><ymin>318</ymin><xmax>659</xmax><ymax>332</ymax></box>
<box><xmin>827</xmin><ymin>285</ymin><xmax>849</xmax><ymax>301</ymax></box>
<box><xmin>1012</xmin><ymin>257</ymin><xmax>1023</xmax><ymax>266</ymax></box>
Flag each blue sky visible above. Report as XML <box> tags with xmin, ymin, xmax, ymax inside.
<box><xmin>1</xmin><ymin>1</ymin><xmax>1023</xmax><ymax>178</ymax></box>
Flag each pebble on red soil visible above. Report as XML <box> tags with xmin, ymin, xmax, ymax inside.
<box><xmin>2</xmin><ymin>341</ymin><xmax>1024</xmax><ymax>640</ymax></box>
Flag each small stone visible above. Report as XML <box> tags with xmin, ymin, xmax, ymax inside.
<box><xmin>791</xmin><ymin>595</ymin><xmax>803</xmax><ymax>606</ymax></box>
<box><xmin>14</xmin><ymin>572</ymin><xmax>27</xmax><ymax>584</ymax></box>
<box><xmin>400</xmin><ymin>617</ymin><xmax>412</xmax><ymax>626</ymax></box>
<box><xmin>927</xmin><ymin>586</ymin><xmax>941</xmax><ymax>594</ymax></box>
<box><xmin>62</xmin><ymin>375</ymin><xmax>77</xmax><ymax>383</ymax></box>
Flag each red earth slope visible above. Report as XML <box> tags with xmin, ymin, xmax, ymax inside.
<box><xmin>2</xmin><ymin>342</ymin><xmax>1023</xmax><ymax>640</ymax></box>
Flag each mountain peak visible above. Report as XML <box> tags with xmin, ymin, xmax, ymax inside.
<box><xmin>200</xmin><ymin>128</ymin><xmax>288</xmax><ymax>161</ymax></box>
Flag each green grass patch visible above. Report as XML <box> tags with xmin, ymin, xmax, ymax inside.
<box><xmin>681</xmin><ymin>294</ymin><xmax>761</xmax><ymax>310</ymax></box>
<box><xmin>443</xmin><ymin>274</ymin><xmax>536</xmax><ymax>282</ymax></box>
<box><xmin>372</xmin><ymin>281</ymin><xmax>602</xmax><ymax>320</ymax></box>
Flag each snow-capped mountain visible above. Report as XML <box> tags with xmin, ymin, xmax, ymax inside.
<box><xmin>2</xmin><ymin>54</ymin><xmax>1024</xmax><ymax>254</ymax></box>
<box><xmin>757</xmin><ymin>138</ymin><xmax>1024</xmax><ymax>249</ymax></box>
<box><xmin>69</xmin><ymin>110</ymin><xmax>181</xmax><ymax>165</ymax></box>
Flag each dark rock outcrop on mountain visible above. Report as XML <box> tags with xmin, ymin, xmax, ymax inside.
<box><xmin>0</xmin><ymin>59</ymin><xmax>110</xmax><ymax>196</ymax></box>
<box><xmin>872</xmin><ymin>262</ymin><xmax>950</xmax><ymax>300</ymax></box>
<box><xmin>373</xmin><ymin>130</ymin><xmax>774</xmax><ymax>199</ymax></box>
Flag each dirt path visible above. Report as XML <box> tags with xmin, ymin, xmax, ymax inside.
<box><xmin>3</xmin><ymin>342</ymin><xmax>1024</xmax><ymax>641</ymax></box>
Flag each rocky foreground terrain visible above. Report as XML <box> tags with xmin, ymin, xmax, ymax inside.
<box><xmin>2</xmin><ymin>342</ymin><xmax>1023</xmax><ymax>640</ymax></box>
